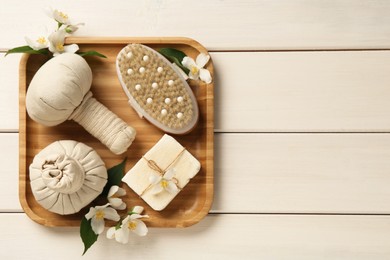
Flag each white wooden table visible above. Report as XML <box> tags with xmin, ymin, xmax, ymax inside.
<box><xmin>2</xmin><ymin>1</ymin><xmax>390</xmax><ymax>259</ymax></box>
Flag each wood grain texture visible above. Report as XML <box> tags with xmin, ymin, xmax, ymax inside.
<box><xmin>7</xmin><ymin>132</ymin><xmax>390</xmax><ymax>214</ymax></box>
<box><xmin>2</xmin><ymin>0</ymin><xmax>390</xmax><ymax>50</ymax></box>
<box><xmin>0</xmin><ymin>54</ymin><xmax>20</xmax><ymax>131</ymax></box>
<box><xmin>5</xmin><ymin>51</ymin><xmax>390</xmax><ymax>132</ymax></box>
<box><xmin>214</xmin><ymin>133</ymin><xmax>390</xmax><ymax>214</ymax></box>
<box><xmin>1</xmin><ymin>1</ymin><xmax>390</xmax><ymax>257</ymax></box>
<box><xmin>19</xmin><ymin>38</ymin><xmax>213</xmax><ymax>227</ymax></box>
<box><xmin>214</xmin><ymin>51</ymin><xmax>390</xmax><ymax>132</ymax></box>
<box><xmin>2</xmin><ymin>213</ymin><xmax>390</xmax><ymax>259</ymax></box>
<box><xmin>0</xmin><ymin>134</ymin><xmax>20</xmax><ymax>212</ymax></box>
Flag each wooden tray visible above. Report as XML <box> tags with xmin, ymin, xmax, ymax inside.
<box><xmin>19</xmin><ymin>37</ymin><xmax>214</xmax><ymax>228</ymax></box>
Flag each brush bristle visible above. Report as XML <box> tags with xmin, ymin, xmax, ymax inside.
<box><xmin>116</xmin><ymin>44</ymin><xmax>198</xmax><ymax>133</ymax></box>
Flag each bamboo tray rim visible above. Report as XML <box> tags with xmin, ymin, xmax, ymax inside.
<box><xmin>19</xmin><ymin>37</ymin><xmax>214</xmax><ymax>228</ymax></box>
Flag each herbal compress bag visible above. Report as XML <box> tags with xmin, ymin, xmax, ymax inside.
<box><xmin>26</xmin><ymin>53</ymin><xmax>136</xmax><ymax>154</ymax></box>
<box><xmin>29</xmin><ymin>140</ymin><xmax>107</xmax><ymax>215</ymax></box>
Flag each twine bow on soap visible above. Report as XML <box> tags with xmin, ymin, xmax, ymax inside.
<box><xmin>141</xmin><ymin>148</ymin><xmax>186</xmax><ymax>195</ymax></box>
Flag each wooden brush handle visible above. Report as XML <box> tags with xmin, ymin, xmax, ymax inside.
<box><xmin>70</xmin><ymin>91</ymin><xmax>136</xmax><ymax>154</ymax></box>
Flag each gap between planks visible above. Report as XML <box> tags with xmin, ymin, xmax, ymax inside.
<box><xmin>214</xmin><ymin>131</ymin><xmax>390</xmax><ymax>134</ymax></box>
<box><xmin>4</xmin><ymin>49</ymin><xmax>390</xmax><ymax>53</ymax></box>
<box><xmin>5</xmin><ymin>131</ymin><xmax>390</xmax><ymax>134</ymax></box>
<box><xmin>2</xmin><ymin>211</ymin><xmax>390</xmax><ymax>216</ymax></box>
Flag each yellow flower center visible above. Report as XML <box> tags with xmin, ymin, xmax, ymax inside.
<box><xmin>59</xmin><ymin>11</ymin><xmax>68</xmax><ymax>20</ymax></box>
<box><xmin>110</xmin><ymin>193</ymin><xmax>120</xmax><ymax>199</ymax></box>
<box><xmin>161</xmin><ymin>180</ymin><xmax>168</xmax><ymax>188</ymax></box>
<box><xmin>191</xmin><ymin>66</ymin><xmax>199</xmax><ymax>75</ymax></box>
<box><xmin>95</xmin><ymin>210</ymin><xmax>105</xmax><ymax>220</ymax></box>
<box><xmin>36</xmin><ymin>37</ymin><xmax>47</xmax><ymax>45</ymax></box>
<box><xmin>56</xmin><ymin>43</ymin><xmax>64</xmax><ymax>52</ymax></box>
<box><xmin>128</xmin><ymin>221</ymin><xmax>137</xmax><ymax>230</ymax></box>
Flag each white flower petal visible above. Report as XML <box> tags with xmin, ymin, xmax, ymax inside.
<box><xmin>103</xmin><ymin>207</ymin><xmax>120</xmax><ymax>221</ymax></box>
<box><xmin>108</xmin><ymin>185</ymin><xmax>119</xmax><ymax>198</ymax></box>
<box><xmin>48</xmin><ymin>29</ymin><xmax>66</xmax><ymax>43</ymax></box>
<box><xmin>150</xmin><ymin>183</ymin><xmax>164</xmax><ymax>195</ymax></box>
<box><xmin>108</xmin><ymin>198</ymin><xmax>126</xmax><ymax>210</ymax></box>
<box><xmin>108</xmin><ymin>197</ymin><xmax>123</xmax><ymax>208</ymax></box>
<box><xmin>44</xmin><ymin>6</ymin><xmax>54</xmax><ymax>19</ymax></box>
<box><xmin>85</xmin><ymin>207</ymin><xmax>96</xmax><ymax>220</ymax></box>
<box><xmin>115</xmin><ymin>187</ymin><xmax>126</xmax><ymax>197</ymax></box>
<box><xmin>95</xmin><ymin>203</ymin><xmax>110</xmax><ymax>210</ymax></box>
<box><xmin>48</xmin><ymin>42</ymin><xmax>55</xmax><ymax>54</ymax></box>
<box><xmin>106</xmin><ymin>227</ymin><xmax>116</xmax><ymax>239</ymax></box>
<box><xmin>91</xmin><ymin>217</ymin><xmax>105</xmax><ymax>235</ymax></box>
<box><xmin>196</xmin><ymin>53</ymin><xmax>210</xmax><ymax>68</ymax></box>
<box><xmin>48</xmin><ymin>30</ymin><xmax>66</xmax><ymax>54</ymax></box>
<box><xmin>172</xmin><ymin>62</ymin><xmax>189</xmax><ymax>80</ymax></box>
<box><xmin>117</xmin><ymin>202</ymin><xmax>127</xmax><ymax>210</ymax></box>
<box><xmin>199</xmin><ymin>68</ymin><xmax>212</xmax><ymax>84</ymax></box>
<box><xmin>37</xmin><ymin>42</ymin><xmax>48</xmax><ymax>50</ymax></box>
<box><xmin>130</xmin><ymin>214</ymin><xmax>142</xmax><ymax>220</ymax></box>
<box><xmin>121</xmin><ymin>215</ymin><xmax>131</xmax><ymax>224</ymax></box>
<box><xmin>65</xmin><ymin>23</ymin><xmax>84</xmax><ymax>33</ymax></box>
<box><xmin>166</xmin><ymin>181</ymin><xmax>179</xmax><ymax>194</ymax></box>
<box><xmin>131</xmin><ymin>206</ymin><xmax>144</xmax><ymax>215</ymax></box>
<box><xmin>63</xmin><ymin>43</ymin><xmax>79</xmax><ymax>54</ymax></box>
<box><xmin>181</xmin><ymin>56</ymin><xmax>196</xmax><ymax>70</ymax></box>
<box><xmin>24</xmin><ymin>37</ymin><xmax>38</xmax><ymax>50</ymax></box>
<box><xmin>59</xmin><ymin>24</ymin><xmax>68</xmax><ymax>31</ymax></box>
<box><xmin>149</xmin><ymin>174</ymin><xmax>162</xmax><ymax>185</ymax></box>
<box><xmin>115</xmin><ymin>227</ymin><xmax>130</xmax><ymax>244</ymax></box>
<box><xmin>188</xmin><ymin>70</ymin><xmax>200</xmax><ymax>80</ymax></box>
<box><xmin>53</xmin><ymin>9</ymin><xmax>70</xmax><ymax>24</ymax></box>
<box><xmin>25</xmin><ymin>35</ymin><xmax>49</xmax><ymax>50</ymax></box>
<box><xmin>163</xmin><ymin>168</ymin><xmax>176</xmax><ymax>180</ymax></box>
<box><xmin>24</xmin><ymin>37</ymin><xmax>35</xmax><ymax>46</ymax></box>
<box><xmin>131</xmin><ymin>219</ymin><xmax>148</xmax><ymax>236</ymax></box>
<box><xmin>130</xmin><ymin>214</ymin><xmax>149</xmax><ymax>220</ymax></box>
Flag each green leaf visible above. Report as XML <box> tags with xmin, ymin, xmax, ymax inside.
<box><xmin>5</xmin><ymin>46</ymin><xmax>49</xmax><ymax>56</ymax></box>
<box><xmin>78</xmin><ymin>50</ymin><xmax>107</xmax><ymax>58</ymax></box>
<box><xmin>115</xmin><ymin>221</ymin><xmax>122</xmax><ymax>230</ymax></box>
<box><xmin>102</xmin><ymin>158</ymin><xmax>127</xmax><ymax>196</ymax></box>
<box><xmin>80</xmin><ymin>217</ymin><xmax>98</xmax><ymax>255</ymax></box>
<box><xmin>158</xmin><ymin>48</ymin><xmax>190</xmax><ymax>74</ymax></box>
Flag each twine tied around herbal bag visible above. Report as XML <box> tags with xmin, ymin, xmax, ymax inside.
<box><xmin>140</xmin><ymin>148</ymin><xmax>186</xmax><ymax>195</ymax></box>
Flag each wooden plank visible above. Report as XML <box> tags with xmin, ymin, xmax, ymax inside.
<box><xmin>1</xmin><ymin>0</ymin><xmax>390</xmax><ymax>50</ymax></box>
<box><xmin>214</xmin><ymin>133</ymin><xmax>390</xmax><ymax>213</ymax></box>
<box><xmin>0</xmin><ymin>134</ymin><xmax>20</xmax><ymax>211</ymax></box>
<box><xmin>6</xmin><ymin>132</ymin><xmax>390</xmax><ymax>214</ymax></box>
<box><xmin>1</xmin><ymin>213</ymin><xmax>390</xmax><ymax>259</ymax></box>
<box><xmin>214</xmin><ymin>51</ymin><xmax>390</xmax><ymax>132</ymax></box>
<box><xmin>0</xmin><ymin>53</ymin><xmax>20</xmax><ymax>131</ymax></box>
<box><xmin>5</xmin><ymin>51</ymin><xmax>390</xmax><ymax>132</ymax></box>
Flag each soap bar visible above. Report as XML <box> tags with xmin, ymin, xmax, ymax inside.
<box><xmin>122</xmin><ymin>134</ymin><xmax>201</xmax><ymax>211</ymax></box>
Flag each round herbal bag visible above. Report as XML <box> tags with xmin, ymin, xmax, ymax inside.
<box><xmin>29</xmin><ymin>140</ymin><xmax>107</xmax><ymax>215</ymax></box>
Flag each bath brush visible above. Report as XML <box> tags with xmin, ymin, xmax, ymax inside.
<box><xmin>116</xmin><ymin>44</ymin><xmax>199</xmax><ymax>134</ymax></box>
